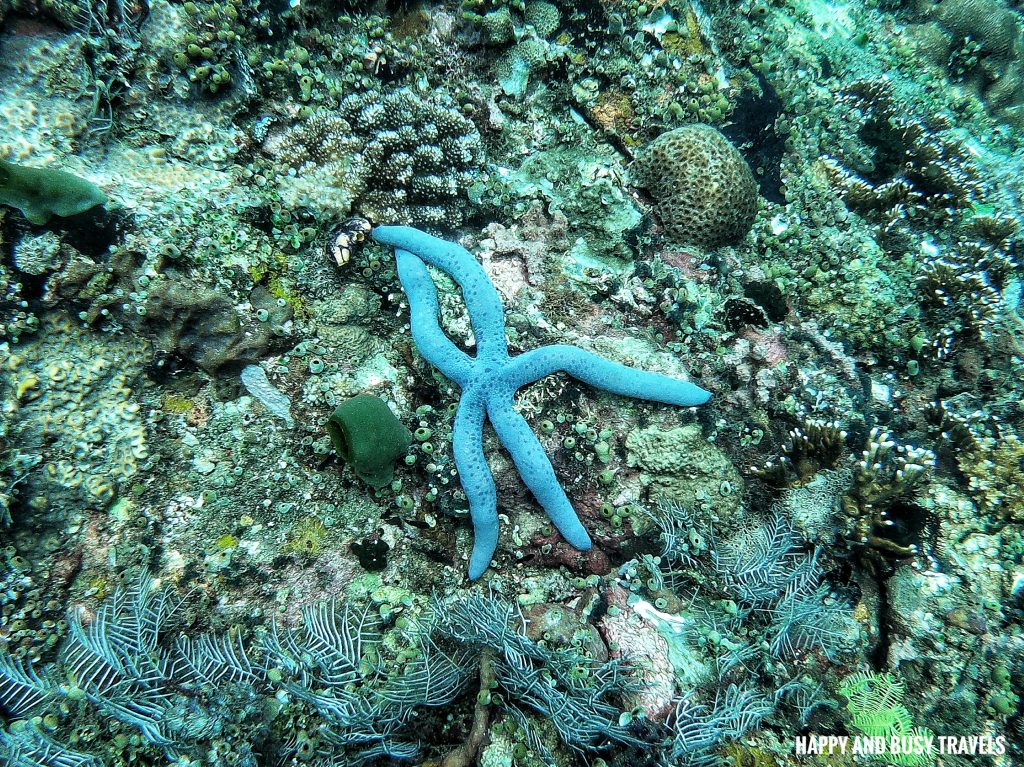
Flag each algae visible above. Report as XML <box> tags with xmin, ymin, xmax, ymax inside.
<box><xmin>0</xmin><ymin>160</ymin><xmax>106</xmax><ymax>225</ymax></box>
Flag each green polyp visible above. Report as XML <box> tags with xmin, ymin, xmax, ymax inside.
<box><xmin>326</xmin><ymin>394</ymin><xmax>412</xmax><ymax>488</ymax></box>
<box><xmin>0</xmin><ymin>160</ymin><xmax>107</xmax><ymax>225</ymax></box>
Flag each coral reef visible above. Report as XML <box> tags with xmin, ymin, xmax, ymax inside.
<box><xmin>1</xmin><ymin>0</ymin><xmax>1023</xmax><ymax>763</ymax></box>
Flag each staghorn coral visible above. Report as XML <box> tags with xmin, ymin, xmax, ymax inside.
<box><xmin>631</xmin><ymin>124</ymin><xmax>759</xmax><ymax>249</ymax></box>
<box><xmin>843</xmin><ymin>427</ymin><xmax>935</xmax><ymax>557</ymax></box>
<box><xmin>263</xmin><ymin>89</ymin><xmax>483</xmax><ymax>227</ymax></box>
<box><xmin>753</xmin><ymin>418</ymin><xmax>849</xmax><ymax>487</ymax></box>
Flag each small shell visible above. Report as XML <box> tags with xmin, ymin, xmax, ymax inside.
<box><xmin>326</xmin><ymin>218</ymin><xmax>373</xmax><ymax>267</ymax></box>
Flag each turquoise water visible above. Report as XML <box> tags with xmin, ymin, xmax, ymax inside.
<box><xmin>0</xmin><ymin>0</ymin><xmax>1022</xmax><ymax>764</ymax></box>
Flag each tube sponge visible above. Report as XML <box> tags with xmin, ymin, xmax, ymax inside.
<box><xmin>326</xmin><ymin>394</ymin><xmax>412</xmax><ymax>488</ymax></box>
<box><xmin>0</xmin><ymin>160</ymin><xmax>107</xmax><ymax>225</ymax></box>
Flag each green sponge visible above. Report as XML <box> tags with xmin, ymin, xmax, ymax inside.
<box><xmin>326</xmin><ymin>394</ymin><xmax>412</xmax><ymax>488</ymax></box>
<box><xmin>0</xmin><ymin>159</ymin><xmax>107</xmax><ymax>225</ymax></box>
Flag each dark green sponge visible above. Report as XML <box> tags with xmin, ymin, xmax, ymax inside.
<box><xmin>326</xmin><ymin>394</ymin><xmax>412</xmax><ymax>488</ymax></box>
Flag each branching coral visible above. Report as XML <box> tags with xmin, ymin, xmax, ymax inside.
<box><xmin>823</xmin><ymin>77</ymin><xmax>984</xmax><ymax>253</ymax></box>
<box><xmin>263</xmin><ymin>89</ymin><xmax>483</xmax><ymax>227</ymax></box>
<box><xmin>754</xmin><ymin>418</ymin><xmax>849</xmax><ymax>486</ymax></box>
<box><xmin>916</xmin><ymin>240</ymin><xmax>1021</xmax><ymax>359</ymax></box>
<box><xmin>843</xmin><ymin>427</ymin><xmax>935</xmax><ymax>557</ymax></box>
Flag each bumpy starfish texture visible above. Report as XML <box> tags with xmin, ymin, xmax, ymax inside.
<box><xmin>372</xmin><ymin>225</ymin><xmax>712</xmax><ymax>579</ymax></box>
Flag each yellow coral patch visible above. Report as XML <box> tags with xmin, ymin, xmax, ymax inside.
<box><xmin>16</xmin><ymin>374</ymin><xmax>40</xmax><ymax>401</ymax></box>
<box><xmin>163</xmin><ymin>394</ymin><xmax>194</xmax><ymax>414</ymax></box>
<box><xmin>285</xmin><ymin>517</ymin><xmax>328</xmax><ymax>558</ymax></box>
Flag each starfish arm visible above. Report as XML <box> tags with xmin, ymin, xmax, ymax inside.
<box><xmin>486</xmin><ymin>390</ymin><xmax>593</xmax><ymax>552</ymax></box>
<box><xmin>373</xmin><ymin>225</ymin><xmax>509</xmax><ymax>360</ymax></box>
<box><xmin>452</xmin><ymin>393</ymin><xmax>500</xmax><ymax>580</ymax></box>
<box><xmin>394</xmin><ymin>248</ymin><xmax>474</xmax><ymax>385</ymax></box>
<box><xmin>505</xmin><ymin>345</ymin><xmax>711</xmax><ymax>407</ymax></box>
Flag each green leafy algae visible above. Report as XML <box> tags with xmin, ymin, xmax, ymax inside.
<box><xmin>0</xmin><ymin>160</ymin><xmax>107</xmax><ymax>225</ymax></box>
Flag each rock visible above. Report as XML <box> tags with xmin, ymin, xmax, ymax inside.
<box><xmin>143</xmin><ymin>281</ymin><xmax>291</xmax><ymax>373</ymax></box>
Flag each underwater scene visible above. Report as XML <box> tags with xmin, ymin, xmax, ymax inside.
<box><xmin>1</xmin><ymin>0</ymin><xmax>1023</xmax><ymax>764</ymax></box>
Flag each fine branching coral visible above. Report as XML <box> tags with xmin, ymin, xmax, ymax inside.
<box><xmin>824</xmin><ymin>78</ymin><xmax>983</xmax><ymax>229</ymax></box>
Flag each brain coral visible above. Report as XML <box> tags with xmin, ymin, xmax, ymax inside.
<box><xmin>631</xmin><ymin>124</ymin><xmax>758</xmax><ymax>248</ymax></box>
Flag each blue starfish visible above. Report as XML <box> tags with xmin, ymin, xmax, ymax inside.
<box><xmin>371</xmin><ymin>225</ymin><xmax>711</xmax><ymax>579</ymax></box>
